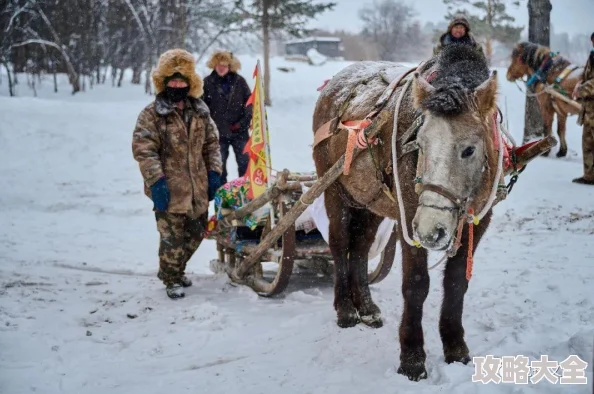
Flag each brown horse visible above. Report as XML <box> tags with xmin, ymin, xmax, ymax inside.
<box><xmin>312</xmin><ymin>44</ymin><xmax>501</xmax><ymax>381</ymax></box>
<box><xmin>506</xmin><ymin>41</ymin><xmax>583</xmax><ymax>157</ymax></box>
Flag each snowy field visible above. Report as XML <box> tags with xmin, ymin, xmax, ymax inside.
<box><xmin>0</xmin><ymin>55</ymin><xmax>593</xmax><ymax>394</ymax></box>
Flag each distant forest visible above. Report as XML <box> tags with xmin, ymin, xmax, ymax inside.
<box><xmin>2</xmin><ymin>0</ymin><xmax>591</xmax><ymax>97</ymax></box>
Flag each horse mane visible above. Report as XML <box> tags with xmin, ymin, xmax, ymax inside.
<box><xmin>512</xmin><ymin>42</ymin><xmax>548</xmax><ymax>70</ymax></box>
<box><xmin>512</xmin><ymin>41</ymin><xmax>570</xmax><ymax>73</ymax></box>
<box><xmin>421</xmin><ymin>43</ymin><xmax>490</xmax><ymax>116</ymax></box>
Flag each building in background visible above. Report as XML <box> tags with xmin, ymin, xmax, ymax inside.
<box><xmin>284</xmin><ymin>37</ymin><xmax>344</xmax><ymax>60</ymax></box>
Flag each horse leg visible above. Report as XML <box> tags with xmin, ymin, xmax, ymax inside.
<box><xmin>440</xmin><ymin>211</ymin><xmax>492</xmax><ymax>365</ymax></box>
<box><xmin>540</xmin><ymin>99</ymin><xmax>555</xmax><ymax>156</ymax></box>
<box><xmin>556</xmin><ymin>112</ymin><xmax>568</xmax><ymax>157</ymax></box>
<box><xmin>348</xmin><ymin>208</ymin><xmax>384</xmax><ymax>328</ymax></box>
<box><xmin>325</xmin><ymin>184</ymin><xmax>359</xmax><ymax>328</ymax></box>
<box><xmin>397</xmin><ymin>243</ymin><xmax>429</xmax><ymax>381</ymax></box>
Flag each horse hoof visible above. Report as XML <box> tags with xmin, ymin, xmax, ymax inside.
<box><xmin>397</xmin><ymin>363</ymin><xmax>428</xmax><ymax>382</ymax></box>
<box><xmin>443</xmin><ymin>342</ymin><xmax>470</xmax><ymax>365</ymax></box>
<box><xmin>360</xmin><ymin>313</ymin><xmax>383</xmax><ymax>328</ymax></box>
<box><xmin>445</xmin><ymin>354</ymin><xmax>471</xmax><ymax>365</ymax></box>
<box><xmin>556</xmin><ymin>149</ymin><xmax>567</xmax><ymax>158</ymax></box>
<box><xmin>542</xmin><ymin>149</ymin><xmax>551</xmax><ymax>157</ymax></box>
<box><xmin>337</xmin><ymin>312</ymin><xmax>360</xmax><ymax>328</ymax></box>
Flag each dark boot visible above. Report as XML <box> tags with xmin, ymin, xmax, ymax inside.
<box><xmin>166</xmin><ymin>283</ymin><xmax>185</xmax><ymax>299</ymax></box>
<box><xmin>181</xmin><ymin>275</ymin><xmax>192</xmax><ymax>287</ymax></box>
<box><xmin>572</xmin><ymin>176</ymin><xmax>594</xmax><ymax>185</ymax></box>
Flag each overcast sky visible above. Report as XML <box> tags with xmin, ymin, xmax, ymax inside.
<box><xmin>307</xmin><ymin>0</ymin><xmax>593</xmax><ymax>37</ymax></box>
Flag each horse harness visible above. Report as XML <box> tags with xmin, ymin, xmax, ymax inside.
<box><xmin>315</xmin><ymin>62</ymin><xmax>516</xmax><ymax>277</ymax></box>
<box><xmin>524</xmin><ymin>51</ymin><xmax>581</xmax><ymax>97</ymax></box>
<box><xmin>313</xmin><ymin>62</ymin><xmax>517</xmax><ymax>216</ymax></box>
<box><xmin>313</xmin><ymin>63</ymin><xmax>437</xmax><ymax>209</ymax></box>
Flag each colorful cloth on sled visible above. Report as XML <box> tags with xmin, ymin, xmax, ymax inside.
<box><xmin>205</xmin><ymin>175</ymin><xmax>262</xmax><ymax>237</ymax></box>
<box><xmin>204</xmin><ymin>172</ymin><xmax>319</xmax><ymax>240</ymax></box>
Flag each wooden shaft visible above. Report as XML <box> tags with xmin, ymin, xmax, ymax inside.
<box><xmin>219</xmin><ymin>186</ymin><xmax>279</xmax><ymax>227</ymax></box>
<box><xmin>287</xmin><ymin>174</ymin><xmax>317</xmax><ymax>182</ymax></box>
<box><xmin>235</xmin><ymin>155</ymin><xmax>346</xmax><ymax>277</ymax></box>
<box><xmin>235</xmin><ymin>111</ymin><xmax>391</xmax><ymax>278</ymax></box>
<box><xmin>544</xmin><ymin>86</ymin><xmax>582</xmax><ymax>111</ymax></box>
<box><xmin>277</xmin><ymin>181</ymin><xmax>315</xmax><ymax>191</ymax></box>
<box><xmin>219</xmin><ymin>170</ymin><xmax>289</xmax><ymax>227</ymax></box>
<box><xmin>505</xmin><ymin>135</ymin><xmax>557</xmax><ymax>175</ymax></box>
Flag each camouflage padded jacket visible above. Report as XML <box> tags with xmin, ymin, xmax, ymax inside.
<box><xmin>577</xmin><ymin>51</ymin><xmax>594</xmax><ymax>100</ymax></box>
<box><xmin>132</xmin><ymin>93</ymin><xmax>223</xmax><ymax>216</ymax></box>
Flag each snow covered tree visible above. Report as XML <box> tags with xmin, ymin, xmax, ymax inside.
<box><xmin>2</xmin><ymin>0</ymin><xmax>83</xmax><ymax>94</ymax></box>
<box><xmin>237</xmin><ymin>0</ymin><xmax>336</xmax><ymax>106</ymax></box>
<box><xmin>1</xmin><ymin>0</ymin><xmax>248</xmax><ymax>96</ymax></box>
<box><xmin>0</xmin><ymin>1</ymin><xmax>36</xmax><ymax>96</ymax></box>
<box><xmin>443</xmin><ymin>0</ymin><xmax>523</xmax><ymax>65</ymax></box>
<box><xmin>359</xmin><ymin>0</ymin><xmax>426</xmax><ymax>62</ymax></box>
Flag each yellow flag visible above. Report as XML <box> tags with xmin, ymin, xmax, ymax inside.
<box><xmin>245</xmin><ymin>60</ymin><xmax>271</xmax><ymax>200</ymax></box>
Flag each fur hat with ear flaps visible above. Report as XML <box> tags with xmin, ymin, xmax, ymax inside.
<box><xmin>206</xmin><ymin>51</ymin><xmax>241</xmax><ymax>73</ymax></box>
<box><xmin>448</xmin><ymin>15</ymin><xmax>471</xmax><ymax>33</ymax></box>
<box><xmin>152</xmin><ymin>49</ymin><xmax>203</xmax><ymax>98</ymax></box>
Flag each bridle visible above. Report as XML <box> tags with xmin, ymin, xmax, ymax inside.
<box><xmin>391</xmin><ymin>71</ymin><xmax>505</xmax><ymax>255</ymax></box>
<box><xmin>419</xmin><ymin>183</ymin><xmax>468</xmax><ymax>212</ymax></box>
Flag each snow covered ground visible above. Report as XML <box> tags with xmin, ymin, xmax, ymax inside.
<box><xmin>1</xmin><ymin>55</ymin><xmax>593</xmax><ymax>394</ymax></box>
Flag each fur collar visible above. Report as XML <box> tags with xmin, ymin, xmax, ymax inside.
<box><xmin>154</xmin><ymin>93</ymin><xmax>210</xmax><ymax>118</ymax></box>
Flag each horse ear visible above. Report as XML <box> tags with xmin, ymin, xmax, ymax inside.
<box><xmin>474</xmin><ymin>70</ymin><xmax>498</xmax><ymax>116</ymax></box>
<box><xmin>412</xmin><ymin>72</ymin><xmax>435</xmax><ymax>109</ymax></box>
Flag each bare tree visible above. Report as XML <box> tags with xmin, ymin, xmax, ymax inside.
<box><xmin>359</xmin><ymin>0</ymin><xmax>424</xmax><ymax>62</ymax></box>
<box><xmin>0</xmin><ymin>0</ymin><xmax>260</xmax><ymax>97</ymax></box>
<box><xmin>237</xmin><ymin>0</ymin><xmax>336</xmax><ymax>106</ymax></box>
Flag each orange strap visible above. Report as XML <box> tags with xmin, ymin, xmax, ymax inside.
<box><xmin>341</xmin><ymin>120</ymin><xmax>377</xmax><ymax>176</ymax></box>
<box><xmin>343</xmin><ymin>130</ymin><xmax>358</xmax><ymax>176</ymax></box>
<box><xmin>466</xmin><ymin>208</ymin><xmax>475</xmax><ymax>281</ymax></box>
<box><xmin>312</xmin><ymin>118</ymin><xmax>335</xmax><ymax>149</ymax></box>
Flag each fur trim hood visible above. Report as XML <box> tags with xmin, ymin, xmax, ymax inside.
<box><xmin>152</xmin><ymin>49</ymin><xmax>203</xmax><ymax>98</ymax></box>
<box><xmin>206</xmin><ymin>51</ymin><xmax>241</xmax><ymax>73</ymax></box>
<box><xmin>447</xmin><ymin>15</ymin><xmax>471</xmax><ymax>33</ymax></box>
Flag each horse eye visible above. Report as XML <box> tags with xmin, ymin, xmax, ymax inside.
<box><xmin>461</xmin><ymin>146</ymin><xmax>476</xmax><ymax>158</ymax></box>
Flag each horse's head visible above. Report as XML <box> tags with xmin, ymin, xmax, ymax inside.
<box><xmin>410</xmin><ymin>45</ymin><xmax>498</xmax><ymax>251</ymax></box>
<box><xmin>506</xmin><ymin>42</ymin><xmax>542</xmax><ymax>82</ymax></box>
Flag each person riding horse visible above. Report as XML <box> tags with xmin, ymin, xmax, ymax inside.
<box><xmin>433</xmin><ymin>16</ymin><xmax>484</xmax><ymax>57</ymax></box>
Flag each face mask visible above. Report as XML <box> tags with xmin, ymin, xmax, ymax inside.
<box><xmin>165</xmin><ymin>86</ymin><xmax>190</xmax><ymax>103</ymax></box>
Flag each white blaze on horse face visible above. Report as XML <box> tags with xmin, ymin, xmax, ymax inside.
<box><xmin>412</xmin><ymin>115</ymin><xmax>486</xmax><ymax>251</ymax></box>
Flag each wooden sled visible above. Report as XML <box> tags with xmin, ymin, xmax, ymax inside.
<box><xmin>208</xmin><ymin>170</ymin><xmax>398</xmax><ymax>297</ymax></box>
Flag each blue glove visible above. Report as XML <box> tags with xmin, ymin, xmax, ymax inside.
<box><xmin>150</xmin><ymin>177</ymin><xmax>170</xmax><ymax>211</ymax></box>
<box><xmin>207</xmin><ymin>171</ymin><xmax>222</xmax><ymax>201</ymax></box>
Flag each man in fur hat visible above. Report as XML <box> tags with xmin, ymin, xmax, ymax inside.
<box><xmin>433</xmin><ymin>15</ymin><xmax>484</xmax><ymax>56</ymax></box>
<box><xmin>202</xmin><ymin>50</ymin><xmax>253</xmax><ymax>185</ymax></box>
<box><xmin>132</xmin><ymin>48</ymin><xmax>223</xmax><ymax>299</ymax></box>
<box><xmin>572</xmin><ymin>32</ymin><xmax>594</xmax><ymax>185</ymax></box>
